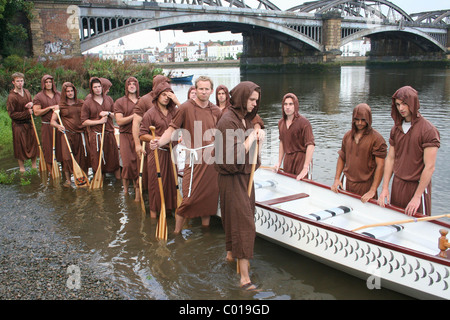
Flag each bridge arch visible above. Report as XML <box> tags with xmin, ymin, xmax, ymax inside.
<box><xmin>341</xmin><ymin>26</ymin><xmax>447</xmax><ymax>53</ymax></box>
<box><xmin>80</xmin><ymin>13</ymin><xmax>324</xmax><ymax>53</ymax></box>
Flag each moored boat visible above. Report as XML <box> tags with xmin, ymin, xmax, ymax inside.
<box><xmin>249</xmin><ymin>168</ymin><xmax>450</xmax><ymax>299</ymax></box>
<box><xmin>170</xmin><ymin>74</ymin><xmax>194</xmax><ymax>83</ymax></box>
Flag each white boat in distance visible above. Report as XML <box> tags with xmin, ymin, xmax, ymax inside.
<box><xmin>247</xmin><ymin>168</ymin><xmax>450</xmax><ymax>300</ymax></box>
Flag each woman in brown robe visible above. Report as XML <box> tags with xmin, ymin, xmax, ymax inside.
<box><xmin>33</xmin><ymin>74</ymin><xmax>61</xmax><ymax>171</ymax></box>
<box><xmin>276</xmin><ymin>93</ymin><xmax>315</xmax><ymax>180</ymax></box>
<box><xmin>51</xmin><ymin>82</ymin><xmax>89</xmax><ymax>185</ymax></box>
<box><xmin>81</xmin><ymin>77</ymin><xmax>120</xmax><ymax>178</ymax></box>
<box><xmin>331</xmin><ymin>103</ymin><xmax>387</xmax><ymax>202</ymax></box>
<box><xmin>139</xmin><ymin>82</ymin><xmax>178</xmax><ymax>218</ymax></box>
<box><xmin>378</xmin><ymin>86</ymin><xmax>440</xmax><ymax>216</ymax></box>
<box><xmin>6</xmin><ymin>72</ymin><xmax>38</xmax><ymax>172</ymax></box>
<box><xmin>114</xmin><ymin>77</ymin><xmax>140</xmax><ymax>199</ymax></box>
<box><xmin>215</xmin><ymin>81</ymin><xmax>262</xmax><ymax>290</ymax></box>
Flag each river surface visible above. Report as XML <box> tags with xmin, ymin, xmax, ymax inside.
<box><xmin>2</xmin><ymin>65</ymin><xmax>449</xmax><ymax>300</ymax></box>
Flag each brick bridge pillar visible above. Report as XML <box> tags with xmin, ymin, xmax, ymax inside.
<box><xmin>30</xmin><ymin>0</ymin><xmax>82</xmax><ymax>58</ymax></box>
<box><xmin>321</xmin><ymin>11</ymin><xmax>343</xmax><ymax>62</ymax></box>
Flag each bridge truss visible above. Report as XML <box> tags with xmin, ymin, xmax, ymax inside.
<box><xmin>78</xmin><ymin>0</ymin><xmax>449</xmax><ymax>53</ymax></box>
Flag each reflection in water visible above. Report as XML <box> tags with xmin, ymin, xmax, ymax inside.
<box><xmin>3</xmin><ymin>66</ymin><xmax>447</xmax><ymax>300</ymax></box>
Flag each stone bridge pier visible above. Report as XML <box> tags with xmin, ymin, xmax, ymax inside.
<box><xmin>30</xmin><ymin>0</ymin><xmax>82</xmax><ymax>58</ymax></box>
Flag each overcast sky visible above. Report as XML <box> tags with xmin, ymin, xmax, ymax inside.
<box><xmin>85</xmin><ymin>0</ymin><xmax>449</xmax><ymax>53</ymax></box>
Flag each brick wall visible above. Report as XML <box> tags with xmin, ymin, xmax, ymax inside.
<box><xmin>30</xmin><ymin>1</ymin><xmax>81</xmax><ymax>58</ymax></box>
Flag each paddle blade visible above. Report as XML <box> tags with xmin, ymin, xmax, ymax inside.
<box><xmin>72</xmin><ymin>161</ymin><xmax>89</xmax><ymax>188</ymax></box>
<box><xmin>38</xmin><ymin>148</ymin><xmax>46</xmax><ymax>172</ymax></box>
<box><xmin>51</xmin><ymin>161</ymin><xmax>61</xmax><ymax>180</ymax></box>
<box><xmin>90</xmin><ymin>169</ymin><xmax>103</xmax><ymax>190</ymax></box>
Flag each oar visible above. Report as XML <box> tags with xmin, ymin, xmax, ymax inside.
<box><xmin>238</xmin><ymin>140</ymin><xmax>259</xmax><ymax>274</ymax></box>
<box><xmin>352</xmin><ymin>214</ymin><xmax>450</xmax><ymax>232</ymax></box>
<box><xmin>169</xmin><ymin>143</ymin><xmax>182</xmax><ymax>211</ymax></box>
<box><xmin>139</xmin><ymin>141</ymin><xmax>146</xmax><ymax>213</ymax></box>
<box><xmin>90</xmin><ymin>123</ymin><xmax>105</xmax><ymax>190</ymax></box>
<box><xmin>150</xmin><ymin>126</ymin><xmax>167</xmax><ymax>241</ymax></box>
<box><xmin>51</xmin><ymin>127</ymin><xmax>61</xmax><ymax>180</ymax></box>
<box><xmin>30</xmin><ymin>113</ymin><xmax>47</xmax><ymax>172</ymax></box>
<box><xmin>55</xmin><ymin>110</ymin><xmax>89</xmax><ymax>188</ymax></box>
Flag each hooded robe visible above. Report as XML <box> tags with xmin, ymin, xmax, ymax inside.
<box><xmin>337</xmin><ymin>103</ymin><xmax>387</xmax><ymax>197</ymax></box>
<box><xmin>215</xmin><ymin>81</ymin><xmax>262</xmax><ymax>260</ymax></box>
<box><xmin>33</xmin><ymin>74</ymin><xmax>61</xmax><ymax>165</ymax></box>
<box><xmin>114</xmin><ymin>77</ymin><xmax>140</xmax><ymax>181</ymax></box>
<box><xmin>57</xmin><ymin>82</ymin><xmax>89</xmax><ymax>174</ymax></box>
<box><xmin>278</xmin><ymin>93</ymin><xmax>315</xmax><ymax>176</ymax></box>
<box><xmin>389</xmin><ymin>86</ymin><xmax>440</xmax><ymax>215</ymax></box>
<box><xmin>139</xmin><ymin>82</ymin><xmax>178</xmax><ymax>212</ymax></box>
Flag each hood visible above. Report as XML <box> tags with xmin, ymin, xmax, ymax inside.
<box><xmin>391</xmin><ymin>85</ymin><xmax>421</xmax><ymax>126</ymax></box>
<box><xmin>352</xmin><ymin>103</ymin><xmax>372</xmax><ymax>136</ymax></box>
<box><xmin>281</xmin><ymin>93</ymin><xmax>300</xmax><ymax>120</ymax></box>
<box><xmin>100</xmin><ymin>77</ymin><xmax>112</xmax><ymax>96</ymax></box>
<box><xmin>125</xmin><ymin>76</ymin><xmax>139</xmax><ymax>98</ymax></box>
<box><xmin>152</xmin><ymin>81</ymin><xmax>176</xmax><ymax>112</ymax></box>
<box><xmin>215</xmin><ymin>85</ymin><xmax>231</xmax><ymax>107</ymax></box>
<box><xmin>41</xmin><ymin>74</ymin><xmax>57</xmax><ymax>94</ymax></box>
<box><xmin>59</xmin><ymin>82</ymin><xmax>78</xmax><ymax>105</ymax></box>
<box><xmin>229</xmin><ymin>81</ymin><xmax>261</xmax><ymax>120</ymax></box>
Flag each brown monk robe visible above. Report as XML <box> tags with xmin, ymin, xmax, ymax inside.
<box><xmin>6</xmin><ymin>72</ymin><xmax>38</xmax><ymax>172</ymax></box>
<box><xmin>51</xmin><ymin>82</ymin><xmax>89</xmax><ymax>185</ymax></box>
<box><xmin>379</xmin><ymin>86</ymin><xmax>440</xmax><ymax>216</ymax></box>
<box><xmin>215</xmin><ymin>81</ymin><xmax>262</xmax><ymax>290</ymax></box>
<box><xmin>33</xmin><ymin>74</ymin><xmax>61</xmax><ymax>171</ymax></box>
<box><xmin>81</xmin><ymin>77</ymin><xmax>120</xmax><ymax>177</ymax></box>
<box><xmin>114</xmin><ymin>77</ymin><xmax>140</xmax><ymax>198</ymax></box>
<box><xmin>276</xmin><ymin>93</ymin><xmax>315</xmax><ymax>180</ymax></box>
<box><xmin>132</xmin><ymin>75</ymin><xmax>172</xmax><ymax>193</ymax></box>
<box><xmin>332</xmin><ymin>103</ymin><xmax>387</xmax><ymax>202</ymax></box>
<box><xmin>139</xmin><ymin>82</ymin><xmax>178</xmax><ymax>218</ymax></box>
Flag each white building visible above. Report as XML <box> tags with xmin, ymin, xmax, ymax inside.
<box><xmin>99</xmin><ymin>39</ymin><xmax>125</xmax><ymax>61</ymax></box>
<box><xmin>341</xmin><ymin>38</ymin><xmax>371</xmax><ymax>57</ymax></box>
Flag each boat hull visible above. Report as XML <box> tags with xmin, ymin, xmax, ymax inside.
<box><xmin>170</xmin><ymin>75</ymin><xmax>193</xmax><ymax>83</ymax></box>
<box><xmin>251</xmin><ymin>169</ymin><xmax>450</xmax><ymax>300</ymax></box>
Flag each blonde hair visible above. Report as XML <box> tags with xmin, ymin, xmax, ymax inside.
<box><xmin>195</xmin><ymin>76</ymin><xmax>214</xmax><ymax>90</ymax></box>
<box><xmin>11</xmin><ymin>72</ymin><xmax>25</xmax><ymax>81</ymax></box>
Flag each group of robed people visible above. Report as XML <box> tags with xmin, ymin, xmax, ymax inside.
<box><xmin>6</xmin><ymin>70</ymin><xmax>440</xmax><ymax>290</ymax></box>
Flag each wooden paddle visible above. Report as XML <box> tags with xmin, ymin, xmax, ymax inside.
<box><xmin>352</xmin><ymin>214</ymin><xmax>450</xmax><ymax>232</ymax></box>
<box><xmin>139</xmin><ymin>141</ymin><xmax>146</xmax><ymax>213</ymax></box>
<box><xmin>90</xmin><ymin>123</ymin><xmax>105</xmax><ymax>190</ymax></box>
<box><xmin>55</xmin><ymin>110</ymin><xmax>89</xmax><ymax>188</ymax></box>
<box><xmin>51</xmin><ymin>127</ymin><xmax>61</xmax><ymax>180</ymax></box>
<box><xmin>169</xmin><ymin>143</ymin><xmax>182</xmax><ymax>211</ymax></box>
<box><xmin>30</xmin><ymin>114</ymin><xmax>47</xmax><ymax>172</ymax></box>
<box><xmin>150</xmin><ymin>126</ymin><xmax>167</xmax><ymax>241</ymax></box>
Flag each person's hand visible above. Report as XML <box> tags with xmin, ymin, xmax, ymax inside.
<box><xmin>361</xmin><ymin>189</ymin><xmax>376</xmax><ymax>203</ymax></box>
<box><xmin>377</xmin><ymin>188</ymin><xmax>390</xmax><ymax>207</ymax></box>
<box><xmin>296</xmin><ymin>167</ymin><xmax>308</xmax><ymax>181</ymax></box>
<box><xmin>405</xmin><ymin>196</ymin><xmax>421</xmax><ymax>216</ymax></box>
<box><xmin>57</xmin><ymin>125</ymin><xmax>66</xmax><ymax>133</ymax></box>
<box><xmin>99</xmin><ymin>115</ymin><xmax>108</xmax><ymax>124</ymax></box>
<box><xmin>331</xmin><ymin>179</ymin><xmax>342</xmax><ymax>193</ymax></box>
<box><xmin>150</xmin><ymin>138</ymin><xmax>159</xmax><ymax>151</ymax></box>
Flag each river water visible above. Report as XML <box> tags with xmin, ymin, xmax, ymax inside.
<box><xmin>1</xmin><ymin>65</ymin><xmax>449</xmax><ymax>300</ymax></box>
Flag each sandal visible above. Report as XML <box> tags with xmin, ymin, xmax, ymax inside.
<box><xmin>241</xmin><ymin>282</ymin><xmax>259</xmax><ymax>291</ymax></box>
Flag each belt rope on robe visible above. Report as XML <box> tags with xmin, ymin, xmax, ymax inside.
<box><xmin>94</xmin><ymin>130</ymin><xmax>106</xmax><ymax>164</ymax></box>
<box><xmin>177</xmin><ymin>143</ymin><xmax>214</xmax><ymax>197</ymax></box>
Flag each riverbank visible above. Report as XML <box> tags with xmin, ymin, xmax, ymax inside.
<box><xmin>0</xmin><ymin>183</ymin><xmax>124</xmax><ymax>299</ymax></box>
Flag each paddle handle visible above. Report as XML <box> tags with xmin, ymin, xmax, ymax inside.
<box><xmin>247</xmin><ymin>140</ymin><xmax>258</xmax><ymax>197</ymax></box>
<box><xmin>352</xmin><ymin>214</ymin><xmax>450</xmax><ymax>231</ymax></box>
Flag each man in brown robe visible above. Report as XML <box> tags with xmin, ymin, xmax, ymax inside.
<box><xmin>114</xmin><ymin>77</ymin><xmax>141</xmax><ymax>200</ymax></box>
<box><xmin>33</xmin><ymin>74</ymin><xmax>61</xmax><ymax>172</ymax></box>
<box><xmin>81</xmin><ymin>77</ymin><xmax>120</xmax><ymax>179</ymax></box>
<box><xmin>6</xmin><ymin>72</ymin><xmax>38</xmax><ymax>172</ymax></box>
<box><xmin>216</xmin><ymin>85</ymin><xmax>232</xmax><ymax>113</ymax></box>
<box><xmin>378</xmin><ymin>86</ymin><xmax>440</xmax><ymax>216</ymax></box>
<box><xmin>51</xmin><ymin>82</ymin><xmax>89</xmax><ymax>185</ymax></box>
<box><xmin>139</xmin><ymin>82</ymin><xmax>178</xmax><ymax>219</ymax></box>
<box><xmin>150</xmin><ymin>76</ymin><xmax>221</xmax><ymax>233</ymax></box>
<box><xmin>275</xmin><ymin>93</ymin><xmax>315</xmax><ymax>180</ymax></box>
<box><xmin>215</xmin><ymin>81</ymin><xmax>263</xmax><ymax>290</ymax></box>
<box><xmin>331</xmin><ymin>103</ymin><xmax>387</xmax><ymax>202</ymax></box>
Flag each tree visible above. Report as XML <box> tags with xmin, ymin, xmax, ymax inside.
<box><xmin>0</xmin><ymin>0</ymin><xmax>34</xmax><ymax>57</ymax></box>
